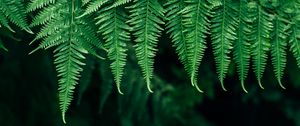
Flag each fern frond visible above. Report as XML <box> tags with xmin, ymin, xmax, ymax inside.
<box><xmin>180</xmin><ymin>0</ymin><xmax>211</xmax><ymax>92</ymax></box>
<box><xmin>0</xmin><ymin>0</ymin><xmax>32</xmax><ymax>33</ymax></box>
<box><xmin>78</xmin><ymin>0</ymin><xmax>109</xmax><ymax>18</ymax></box>
<box><xmin>271</xmin><ymin>15</ymin><xmax>289</xmax><ymax>89</ymax></box>
<box><xmin>232</xmin><ymin>0</ymin><xmax>252</xmax><ymax>93</ymax></box>
<box><xmin>30</xmin><ymin>1</ymin><xmax>104</xmax><ymax>123</ymax></box>
<box><xmin>95</xmin><ymin>2</ymin><xmax>130</xmax><ymax>94</ymax></box>
<box><xmin>127</xmin><ymin>0</ymin><xmax>164</xmax><ymax>92</ymax></box>
<box><xmin>251</xmin><ymin>3</ymin><xmax>273</xmax><ymax>89</ymax></box>
<box><xmin>211</xmin><ymin>0</ymin><xmax>237</xmax><ymax>91</ymax></box>
<box><xmin>27</xmin><ymin>0</ymin><xmax>55</xmax><ymax>12</ymax></box>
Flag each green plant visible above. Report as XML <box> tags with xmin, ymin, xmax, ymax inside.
<box><xmin>0</xmin><ymin>0</ymin><xmax>300</xmax><ymax>124</ymax></box>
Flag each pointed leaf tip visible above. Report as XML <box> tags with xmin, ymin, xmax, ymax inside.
<box><xmin>62</xmin><ymin>112</ymin><xmax>66</xmax><ymax>124</ymax></box>
<box><xmin>241</xmin><ymin>81</ymin><xmax>248</xmax><ymax>93</ymax></box>
<box><xmin>117</xmin><ymin>83</ymin><xmax>124</xmax><ymax>95</ymax></box>
<box><xmin>258</xmin><ymin>80</ymin><xmax>264</xmax><ymax>89</ymax></box>
<box><xmin>220</xmin><ymin>81</ymin><xmax>227</xmax><ymax>91</ymax></box>
<box><xmin>278</xmin><ymin>80</ymin><xmax>286</xmax><ymax>89</ymax></box>
<box><xmin>194</xmin><ymin>83</ymin><xmax>204</xmax><ymax>93</ymax></box>
<box><xmin>146</xmin><ymin>79</ymin><xmax>153</xmax><ymax>93</ymax></box>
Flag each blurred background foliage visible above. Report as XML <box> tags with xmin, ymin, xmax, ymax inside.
<box><xmin>0</xmin><ymin>23</ymin><xmax>300</xmax><ymax>126</ymax></box>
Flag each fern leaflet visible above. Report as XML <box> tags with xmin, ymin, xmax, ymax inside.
<box><xmin>233</xmin><ymin>0</ymin><xmax>252</xmax><ymax>93</ymax></box>
<box><xmin>30</xmin><ymin>0</ymin><xmax>103</xmax><ymax>123</ymax></box>
<box><xmin>251</xmin><ymin>3</ymin><xmax>273</xmax><ymax>89</ymax></box>
<box><xmin>211</xmin><ymin>0</ymin><xmax>237</xmax><ymax>91</ymax></box>
<box><xmin>95</xmin><ymin>1</ymin><xmax>130</xmax><ymax>94</ymax></box>
<box><xmin>127</xmin><ymin>0</ymin><xmax>164</xmax><ymax>92</ymax></box>
<box><xmin>181</xmin><ymin>0</ymin><xmax>212</xmax><ymax>92</ymax></box>
<box><xmin>271</xmin><ymin>15</ymin><xmax>289</xmax><ymax>89</ymax></box>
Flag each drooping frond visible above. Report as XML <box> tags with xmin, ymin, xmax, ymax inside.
<box><xmin>178</xmin><ymin>0</ymin><xmax>212</xmax><ymax>92</ymax></box>
<box><xmin>95</xmin><ymin>1</ymin><xmax>131</xmax><ymax>94</ymax></box>
<box><xmin>30</xmin><ymin>0</ymin><xmax>103</xmax><ymax>123</ymax></box>
<box><xmin>27</xmin><ymin>0</ymin><xmax>55</xmax><ymax>12</ymax></box>
<box><xmin>251</xmin><ymin>3</ymin><xmax>273</xmax><ymax>89</ymax></box>
<box><xmin>211</xmin><ymin>0</ymin><xmax>237</xmax><ymax>91</ymax></box>
<box><xmin>0</xmin><ymin>0</ymin><xmax>32</xmax><ymax>33</ymax></box>
<box><xmin>127</xmin><ymin>0</ymin><xmax>164</xmax><ymax>92</ymax></box>
<box><xmin>233</xmin><ymin>0</ymin><xmax>253</xmax><ymax>93</ymax></box>
<box><xmin>271</xmin><ymin>14</ymin><xmax>289</xmax><ymax>89</ymax></box>
<box><xmin>78</xmin><ymin>0</ymin><xmax>109</xmax><ymax>18</ymax></box>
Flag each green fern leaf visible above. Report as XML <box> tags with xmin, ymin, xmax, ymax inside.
<box><xmin>251</xmin><ymin>3</ymin><xmax>273</xmax><ymax>89</ymax></box>
<box><xmin>180</xmin><ymin>0</ymin><xmax>212</xmax><ymax>92</ymax></box>
<box><xmin>211</xmin><ymin>0</ymin><xmax>237</xmax><ymax>91</ymax></box>
<box><xmin>30</xmin><ymin>1</ymin><xmax>104</xmax><ymax>123</ymax></box>
<box><xmin>233</xmin><ymin>0</ymin><xmax>252</xmax><ymax>93</ymax></box>
<box><xmin>95</xmin><ymin>2</ymin><xmax>130</xmax><ymax>94</ymax></box>
<box><xmin>127</xmin><ymin>0</ymin><xmax>164</xmax><ymax>92</ymax></box>
<box><xmin>271</xmin><ymin>15</ymin><xmax>289</xmax><ymax>89</ymax></box>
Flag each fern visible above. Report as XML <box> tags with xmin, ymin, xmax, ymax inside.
<box><xmin>30</xmin><ymin>0</ymin><xmax>103</xmax><ymax>123</ymax></box>
<box><xmin>0</xmin><ymin>0</ymin><xmax>31</xmax><ymax>33</ymax></box>
<box><xmin>211</xmin><ymin>0</ymin><xmax>237</xmax><ymax>91</ymax></box>
<box><xmin>233</xmin><ymin>0</ymin><xmax>252</xmax><ymax>93</ymax></box>
<box><xmin>251</xmin><ymin>2</ymin><xmax>273</xmax><ymax>89</ymax></box>
<box><xmin>271</xmin><ymin>14</ymin><xmax>289</xmax><ymax>89</ymax></box>
<box><xmin>176</xmin><ymin>0</ymin><xmax>212</xmax><ymax>92</ymax></box>
<box><xmin>95</xmin><ymin>1</ymin><xmax>131</xmax><ymax>94</ymax></box>
<box><xmin>4</xmin><ymin>0</ymin><xmax>300</xmax><ymax>123</ymax></box>
<box><xmin>127</xmin><ymin>0</ymin><xmax>164</xmax><ymax>92</ymax></box>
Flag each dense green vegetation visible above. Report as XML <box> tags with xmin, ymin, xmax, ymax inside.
<box><xmin>0</xmin><ymin>0</ymin><xmax>300</xmax><ymax>125</ymax></box>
